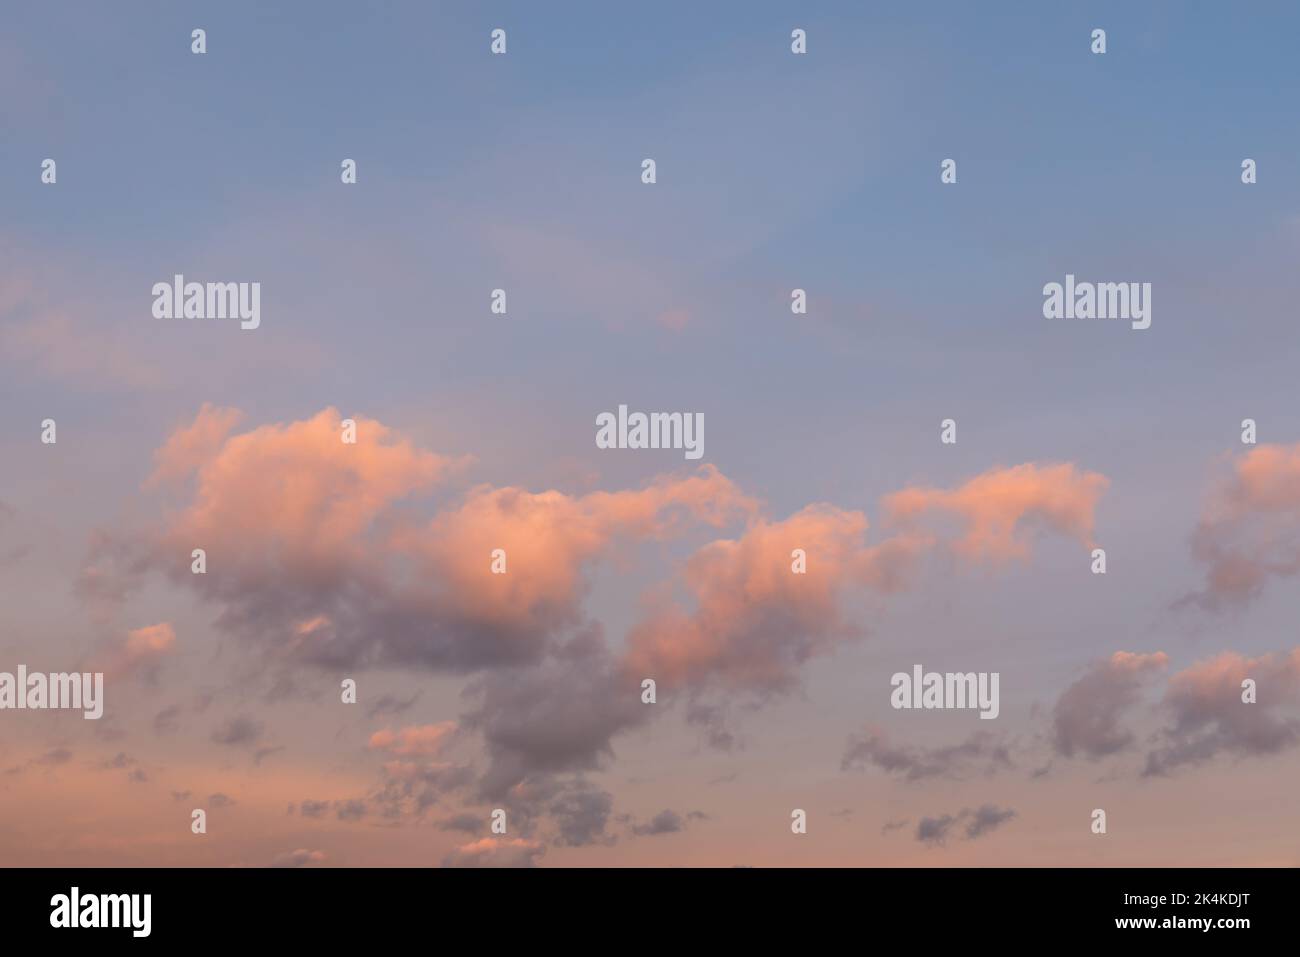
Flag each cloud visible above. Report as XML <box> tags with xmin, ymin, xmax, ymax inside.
<box><xmin>121</xmin><ymin>622</ymin><xmax>176</xmax><ymax>663</ymax></box>
<box><xmin>1179</xmin><ymin>444</ymin><xmax>1300</xmax><ymax>611</ymax></box>
<box><xmin>145</xmin><ymin>404</ymin><xmax>245</xmax><ymax>488</ymax></box>
<box><xmin>437</xmin><ymin>813</ymin><xmax>484</xmax><ymax>835</ymax></box>
<box><xmin>1144</xmin><ymin>648</ymin><xmax>1300</xmax><ymax>775</ymax></box>
<box><xmin>298</xmin><ymin>800</ymin><xmax>330</xmax><ymax>819</ymax></box>
<box><xmin>841</xmin><ymin>729</ymin><xmax>1012</xmax><ymax>780</ymax></box>
<box><xmin>91</xmin><ymin>409</ymin><xmax>1114</xmax><ymax>828</ymax></box>
<box><xmin>625</xmin><ymin>463</ymin><xmax>1106</xmax><ymax>695</ymax></box>
<box><xmin>92</xmin><ymin>622</ymin><xmax>177</xmax><ymax>681</ymax></box>
<box><xmin>882</xmin><ymin>462</ymin><xmax>1108</xmax><ymax>561</ymax></box>
<box><xmin>365</xmin><ymin>692</ymin><xmax>421</xmax><ymax>719</ymax></box>
<box><xmin>441</xmin><ymin>837</ymin><xmax>544</xmax><ymax>868</ymax></box>
<box><xmin>1052</xmin><ymin>651</ymin><xmax>1169</xmax><ymax>759</ymax></box>
<box><xmin>367</xmin><ymin>723</ymin><xmax>457</xmax><ymax>757</ymax></box>
<box><xmin>37</xmin><ymin>748</ymin><xmax>72</xmax><ymax>766</ymax></box>
<box><xmin>210</xmin><ymin>715</ymin><xmax>264</xmax><ymax>747</ymax></box>
<box><xmin>915</xmin><ymin>814</ymin><xmax>957</xmax><ymax>845</ymax></box>
<box><xmin>367</xmin><ymin>761</ymin><xmax>476</xmax><ymax>823</ymax></box>
<box><xmin>134</xmin><ymin>406</ymin><xmax>752</xmax><ymax>674</ymax></box>
<box><xmin>628</xmin><ymin>809</ymin><xmax>694</xmax><ymax>837</ymax></box>
<box><xmin>152</xmin><ymin>705</ymin><xmax>182</xmax><ymax>735</ymax></box>
<box><xmin>0</xmin><ymin>301</ymin><xmax>167</xmax><ymax>391</ymax></box>
<box><xmin>963</xmin><ymin>804</ymin><xmax>1017</xmax><ymax>839</ymax></box>
<box><xmin>462</xmin><ymin>633</ymin><xmax>645</xmax><ymax>800</ymax></box>
<box><xmin>685</xmin><ymin>702</ymin><xmax>736</xmax><ymax>752</ymax></box>
<box><xmin>271</xmin><ymin>848</ymin><xmax>326</xmax><ymax>868</ymax></box>
<box><xmin>335</xmin><ymin>800</ymin><xmax>367</xmax><ymax>822</ymax></box>
<box><xmin>916</xmin><ymin>805</ymin><xmax>1017</xmax><ymax>845</ymax></box>
<box><xmin>624</xmin><ymin>504</ymin><xmax>926</xmax><ymax>693</ymax></box>
<box><xmin>549</xmin><ymin>781</ymin><xmax>615</xmax><ymax>847</ymax></box>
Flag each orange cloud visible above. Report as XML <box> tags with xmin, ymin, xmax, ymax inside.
<box><xmin>624</xmin><ymin>504</ymin><xmax>923</xmax><ymax>691</ymax></box>
<box><xmin>398</xmin><ymin>465</ymin><xmax>758</xmax><ymax>638</ymax></box>
<box><xmin>146</xmin><ymin>403</ymin><xmax>245</xmax><ymax>488</ymax></box>
<box><xmin>442</xmin><ymin>837</ymin><xmax>544</xmax><ymax>868</ymax></box>
<box><xmin>882</xmin><ymin>462</ymin><xmax>1109</xmax><ymax>560</ymax></box>
<box><xmin>368</xmin><ymin>723</ymin><xmax>457</xmax><ymax>757</ymax></box>
<box><xmin>626</xmin><ymin>463</ymin><xmax>1107</xmax><ymax>693</ymax></box>
<box><xmin>160</xmin><ymin>406</ymin><xmax>463</xmax><ymax>565</ymax></box>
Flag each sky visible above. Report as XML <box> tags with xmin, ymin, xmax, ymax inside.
<box><xmin>1</xmin><ymin>1</ymin><xmax>1299</xmax><ymax>867</ymax></box>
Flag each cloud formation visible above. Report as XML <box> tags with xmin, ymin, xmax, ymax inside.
<box><xmin>842</xmin><ymin>729</ymin><xmax>1013</xmax><ymax>781</ymax></box>
<box><xmin>1180</xmin><ymin>443</ymin><xmax>1300</xmax><ymax>611</ymax></box>
<box><xmin>1144</xmin><ymin>648</ymin><xmax>1300</xmax><ymax>775</ymax></box>
<box><xmin>916</xmin><ymin>805</ymin><xmax>1017</xmax><ymax>845</ymax></box>
<box><xmin>81</xmin><ymin>407</ymin><xmax>1115</xmax><ymax>848</ymax></box>
<box><xmin>368</xmin><ymin>723</ymin><xmax>457</xmax><ymax>757</ymax></box>
<box><xmin>882</xmin><ymin>463</ymin><xmax>1109</xmax><ymax>562</ymax></box>
<box><xmin>1052</xmin><ymin>651</ymin><xmax>1169</xmax><ymax>760</ymax></box>
<box><xmin>442</xmin><ymin>837</ymin><xmax>544</xmax><ymax>868</ymax></box>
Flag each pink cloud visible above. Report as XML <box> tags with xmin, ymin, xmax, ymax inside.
<box><xmin>368</xmin><ymin>723</ymin><xmax>457</xmax><ymax>757</ymax></box>
<box><xmin>882</xmin><ymin>462</ymin><xmax>1109</xmax><ymax>561</ymax></box>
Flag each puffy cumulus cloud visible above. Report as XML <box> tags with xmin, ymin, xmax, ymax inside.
<box><xmin>97</xmin><ymin>410</ymin><xmax>1116</xmax><ymax>847</ymax></box>
<box><xmin>625</xmin><ymin>462</ymin><xmax>1107</xmax><ymax>695</ymax></box>
<box><xmin>367</xmin><ymin>722</ymin><xmax>457</xmax><ymax>757</ymax></box>
<box><xmin>1052</xmin><ymin>651</ymin><xmax>1169</xmax><ymax>760</ymax></box>
<box><xmin>271</xmin><ymin>848</ymin><xmax>326</xmax><ymax>868</ymax></box>
<box><xmin>916</xmin><ymin>805</ymin><xmax>1016</xmax><ymax>845</ymax></box>
<box><xmin>152</xmin><ymin>407</ymin><xmax>459</xmax><ymax>632</ymax></box>
<box><xmin>1179</xmin><ymin>444</ymin><xmax>1300</xmax><ymax>612</ymax></box>
<box><xmin>441</xmin><ymin>837</ymin><xmax>544</xmax><ymax>868</ymax></box>
<box><xmin>881</xmin><ymin>462</ymin><xmax>1109</xmax><ymax>562</ymax></box>
<box><xmin>383</xmin><ymin>465</ymin><xmax>757</xmax><ymax>670</ymax></box>
<box><xmin>623</xmin><ymin>505</ymin><xmax>927</xmax><ymax>693</ymax></box>
<box><xmin>145</xmin><ymin>403</ymin><xmax>245</xmax><ymax>488</ymax></box>
<box><xmin>133</xmin><ymin>406</ymin><xmax>753</xmax><ymax>673</ymax></box>
<box><xmin>841</xmin><ymin>729</ymin><xmax>1012</xmax><ymax>781</ymax></box>
<box><xmin>1144</xmin><ymin>648</ymin><xmax>1300</xmax><ymax>776</ymax></box>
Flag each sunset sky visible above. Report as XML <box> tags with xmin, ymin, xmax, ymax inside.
<box><xmin>2</xmin><ymin>1</ymin><xmax>1300</xmax><ymax>867</ymax></box>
